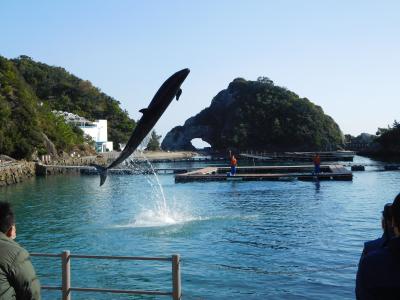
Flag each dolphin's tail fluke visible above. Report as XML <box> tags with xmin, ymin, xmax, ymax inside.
<box><xmin>91</xmin><ymin>164</ymin><xmax>108</xmax><ymax>186</ymax></box>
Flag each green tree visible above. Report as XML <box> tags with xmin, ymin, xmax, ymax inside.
<box><xmin>376</xmin><ymin>120</ymin><xmax>400</xmax><ymax>154</ymax></box>
<box><xmin>146</xmin><ymin>131</ymin><xmax>162</xmax><ymax>151</ymax></box>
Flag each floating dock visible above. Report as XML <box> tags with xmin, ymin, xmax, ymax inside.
<box><xmin>175</xmin><ymin>164</ymin><xmax>353</xmax><ymax>183</ymax></box>
<box><xmin>239</xmin><ymin>151</ymin><xmax>356</xmax><ymax>162</ymax></box>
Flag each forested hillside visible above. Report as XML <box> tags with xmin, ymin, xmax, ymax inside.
<box><xmin>0</xmin><ymin>55</ymin><xmax>136</xmax><ymax>159</ymax></box>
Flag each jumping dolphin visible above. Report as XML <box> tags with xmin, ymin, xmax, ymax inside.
<box><xmin>92</xmin><ymin>68</ymin><xmax>190</xmax><ymax>186</ymax></box>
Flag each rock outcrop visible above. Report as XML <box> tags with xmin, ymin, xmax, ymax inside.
<box><xmin>162</xmin><ymin>77</ymin><xmax>344</xmax><ymax>151</ymax></box>
<box><xmin>162</xmin><ymin>90</ymin><xmax>236</xmax><ymax>150</ymax></box>
<box><xmin>42</xmin><ymin>133</ymin><xmax>58</xmax><ymax>157</ymax></box>
<box><xmin>0</xmin><ymin>161</ymin><xmax>35</xmax><ymax>186</ymax></box>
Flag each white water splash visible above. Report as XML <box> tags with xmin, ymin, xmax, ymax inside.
<box><xmin>121</xmin><ymin>151</ymin><xmax>178</xmax><ymax>227</ymax></box>
<box><xmin>124</xmin><ymin>209</ymin><xmax>196</xmax><ymax>228</ymax></box>
<box><xmin>115</xmin><ymin>206</ymin><xmax>260</xmax><ymax>229</ymax></box>
<box><xmin>140</xmin><ymin>153</ymin><xmax>168</xmax><ymax>213</ymax></box>
<box><xmin>114</xmin><ymin>152</ymin><xmax>260</xmax><ymax>228</ymax></box>
<box><xmin>130</xmin><ymin>209</ymin><xmax>177</xmax><ymax>227</ymax></box>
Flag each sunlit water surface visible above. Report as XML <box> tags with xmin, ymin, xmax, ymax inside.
<box><xmin>1</xmin><ymin>156</ymin><xmax>399</xmax><ymax>299</ymax></box>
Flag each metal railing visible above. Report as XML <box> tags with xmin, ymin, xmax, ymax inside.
<box><xmin>31</xmin><ymin>251</ymin><xmax>181</xmax><ymax>300</ymax></box>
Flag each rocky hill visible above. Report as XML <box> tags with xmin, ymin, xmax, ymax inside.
<box><xmin>162</xmin><ymin>77</ymin><xmax>343</xmax><ymax>151</ymax></box>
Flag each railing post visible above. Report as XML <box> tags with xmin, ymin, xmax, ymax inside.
<box><xmin>61</xmin><ymin>250</ymin><xmax>71</xmax><ymax>300</ymax></box>
<box><xmin>172</xmin><ymin>254</ymin><xmax>181</xmax><ymax>300</ymax></box>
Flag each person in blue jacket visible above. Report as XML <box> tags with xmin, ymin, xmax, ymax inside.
<box><xmin>360</xmin><ymin>203</ymin><xmax>394</xmax><ymax>260</ymax></box>
<box><xmin>356</xmin><ymin>193</ymin><xmax>400</xmax><ymax>299</ymax></box>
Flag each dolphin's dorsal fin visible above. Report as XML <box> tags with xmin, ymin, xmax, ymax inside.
<box><xmin>176</xmin><ymin>88</ymin><xmax>182</xmax><ymax>100</ymax></box>
<box><xmin>139</xmin><ymin>108</ymin><xmax>149</xmax><ymax>114</ymax></box>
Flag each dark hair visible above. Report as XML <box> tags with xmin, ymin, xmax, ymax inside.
<box><xmin>0</xmin><ymin>202</ymin><xmax>15</xmax><ymax>234</ymax></box>
<box><xmin>391</xmin><ymin>193</ymin><xmax>400</xmax><ymax>228</ymax></box>
<box><xmin>383</xmin><ymin>203</ymin><xmax>393</xmax><ymax>220</ymax></box>
<box><xmin>382</xmin><ymin>203</ymin><xmax>394</xmax><ymax>237</ymax></box>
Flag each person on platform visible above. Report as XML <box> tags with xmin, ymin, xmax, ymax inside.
<box><xmin>229</xmin><ymin>150</ymin><xmax>238</xmax><ymax>176</ymax></box>
<box><xmin>0</xmin><ymin>201</ymin><xmax>41</xmax><ymax>299</ymax></box>
<box><xmin>313</xmin><ymin>153</ymin><xmax>321</xmax><ymax>175</ymax></box>
<box><xmin>356</xmin><ymin>193</ymin><xmax>400</xmax><ymax>299</ymax></box>
<box><xmin>359</xmin><ymin>203</ymin><xmax>394</xmax><ymax>260</ymax></box>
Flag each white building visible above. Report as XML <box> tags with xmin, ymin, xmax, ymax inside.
<box><xmin>53</xmin><ymin>111</ymin><xmax>113</xmax><ymax>153</ymax></box>
<box><xmin>79</xmin><ymin>120</ymin><xmax>113</xmax><ymax>152</ymax></box>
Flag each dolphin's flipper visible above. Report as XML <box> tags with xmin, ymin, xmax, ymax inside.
<box><xmin>176</xmin><ymin>88</ymin><xmax>182</xmax><ymax>100</ymax></box>
<box><xmin>91</xmin><ymin>164</ymin><xmax>108</xmax><ymax>186</ymax></box>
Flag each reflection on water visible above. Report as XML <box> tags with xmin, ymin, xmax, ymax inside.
<box><xmin>315</xmin><ymin>180</ymin><xmax>321</xmax><ymax>192</ymax></box>
<box><xmin>0</xmin><ymin>156</ymin><xmax>399</xmax><ymax>299</ymax></box>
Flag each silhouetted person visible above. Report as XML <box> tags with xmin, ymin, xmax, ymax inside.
<box><xmin>0</xmin><ymin>201</ymin><xmax>41</xmax><ymax>299</ymax></box>
<box><xmin>360</xmin><ymin>203</ymin><xmax>394</xmax><ymax>260</ymax></box>
<box><xmin>356</xmin><ymin>193</ymin><xmax>400</xmax><ymax>299</ymax></box>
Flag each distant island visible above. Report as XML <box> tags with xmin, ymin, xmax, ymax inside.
<box><xmin>162</xmin><ymin>77</ymin><xmax>344</xmax><ymax>152</ymax></box>
<box><xmin>0</xmin><ymin>55</ymin><xmax>135</xmax><ymax>160</ymax></box>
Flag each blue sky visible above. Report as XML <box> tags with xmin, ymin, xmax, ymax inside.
<box><xmin>1</xmin><ymin>1</ymin><xmax>399</xmax><ymax>141</ymax></box>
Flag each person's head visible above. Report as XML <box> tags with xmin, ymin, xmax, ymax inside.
<box><xmin>390</xmin><ymin>193</ymin><xmax>400</xmax><ymax>237</ymax></box>
<box><xmin>0</xmin><ymin>202</ymin><xmax>16</xmax><ymax>239</ymax></box>
<box><xmin>381</xmin><ymin>203</ymin><xmax>393</xmax><ymax>233</ymax></box>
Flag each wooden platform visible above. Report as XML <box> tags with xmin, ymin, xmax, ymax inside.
<box><xmin>175</xmin><ymin>164</ymin><xmax>353</xmax><ymax>183</ymax></box>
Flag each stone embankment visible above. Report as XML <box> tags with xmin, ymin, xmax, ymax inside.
<box><xmin>50</xmin><ymin>155</ymin><xmax>106</xmax><ymax>166</ymax></box>
<box><xmin>0</xmin><ymin>152</ymin><xmax>197</xmax><ymax>187</ymax></box>
<box><xmin>0</xmin><ymin>156</ymin><xmax>107</xmax><ymax>186</ymax></box>
<box><xmin>35</xmin><ymin>156</ymin><xmax>107</xmax><ymax>176</ymax></box>
<box><xmin>0</xmin><ymin>161</ymin><xmax>36</xmax><ymax>187</ymax></box>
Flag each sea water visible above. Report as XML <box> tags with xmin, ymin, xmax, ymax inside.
<box><xmin>1</xmin><ymin>156</ymin><xmax>399</xmax><ymax>299</ymax></box>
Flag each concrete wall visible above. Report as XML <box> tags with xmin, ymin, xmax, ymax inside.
<box><xmin>79</xmin><ymin>120</ymin><xmax>113</xmax><ymax>153</ymax></box>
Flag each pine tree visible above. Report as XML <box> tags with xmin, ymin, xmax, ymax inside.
<box><xmin>146</xmin><ymin>131</ymin><xmax>162</xmax><ymax>151</ymax></box>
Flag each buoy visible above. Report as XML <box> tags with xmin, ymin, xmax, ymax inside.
<box><xmin>351</xmin><ymin>165</ymin><xmax>365</xmax><ymax>171</ymax></box>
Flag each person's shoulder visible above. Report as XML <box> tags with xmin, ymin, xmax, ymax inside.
<box><xmin>358</xmin><ymin>247</ymin><xmax>390</xmax><ymax>286</ymax></box>
<box><xmin>361</xmin><ymin>246</ymin><xmax>394</xmax><ymax>276</ymax></box>
<box><xmin>359</xmin><ymin>246</ymin><xmax>400</xmax><ymax>297</ymax></box>
<box><xmin>0</xmin><ymin>237</ymin><xmax>27</xmax><ymax>263</ymax></box>
<box><xmin>0</xmin><ymin>235</ymin><xmax>23</xmax><ymax>251</ymax></box>
<box><xmin>364</xmin><ymin>237</ymin><xmax>384</xmax><ymax>253</ymax></box>
<box><xmin>364</xmin><ymin>246</ymin><xmax>389</xmax><ymax>260</ymax></box>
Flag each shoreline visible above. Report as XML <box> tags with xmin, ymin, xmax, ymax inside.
<box><xmin>102</xmin><ymin>150</ymin><xmax>199</xmax><ymax>161</ymax></box>
<box><xmin>0</xmin><ymin>151</ymin><xmax>199</xmax><ymax>187</ymax></box>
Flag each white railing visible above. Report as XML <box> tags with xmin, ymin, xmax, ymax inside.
<box><xmin>31</xmin><ymin>251</ymin><xmax>181</xmax><ymax>300</ymax></box>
